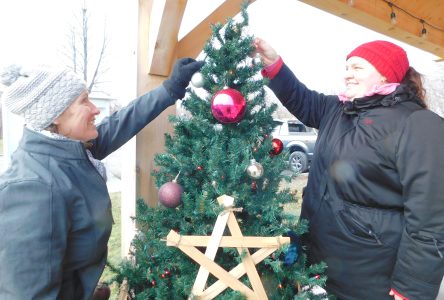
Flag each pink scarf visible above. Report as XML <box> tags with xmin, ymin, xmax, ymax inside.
<box><xmin>338</xmin><ymin>83</ymin><xmax>400</xmax><ymax>102</ymax></box>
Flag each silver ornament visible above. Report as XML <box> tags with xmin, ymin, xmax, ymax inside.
<box><xmin>246</xmin><ymin>159</ymin><xmax>264</xmax><ymax>179</ymax></box>
<box><xmin>191</xmin><ymin>72</ymin><xmax>204</xmax><ymax>88</ymax></box>
<box><xmin>213</xmin><ymin>123</ymin><xmax>223</xmax><ymax>132</ymax></box>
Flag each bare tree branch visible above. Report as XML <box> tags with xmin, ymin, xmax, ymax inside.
<box><xmin>61</xmin><ymin>2</ymin><xmax>110</xmax><ymax>95</ymax></box>
<box><xmin>88</xmin><ymin>28</ymin><xmax>107</xmax><ymax>92</ymax></box>
<box><xmin>71</xmin><ymin>29</ymin><xmax>77</xmax><ymax>73</ymax></box>
<box><xmin>82</xmin><ymin>7</ymin><xmax>88</xmax><ymax>82</ymax></box>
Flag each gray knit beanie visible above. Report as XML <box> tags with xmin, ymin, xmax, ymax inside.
<box><xmin>0</xmin><ymin>64</ymin><xmax>87</xmax><ymax>130</ymax></box>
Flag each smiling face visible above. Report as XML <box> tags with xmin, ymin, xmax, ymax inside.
<box><xmin>343</xmin><ymin>56</ymin><xmax>386</xmax><ymax>101</ymax></box>
<box><xmin>53</xmin><ymin>91</ymin><xmax>100</xmax><ymax>142</ymax></box>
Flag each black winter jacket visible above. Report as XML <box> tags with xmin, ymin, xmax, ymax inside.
<box><xmin>268</xmin><ymin>64</ymin><xmax>444</xmax><ymax>300</ymax></box>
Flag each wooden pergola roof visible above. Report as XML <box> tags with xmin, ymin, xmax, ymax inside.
<box><xmin>302</xmin><ymin>0</ymin><xmax>444</xmax><ymax>60</ymax></box>
<box><xmin>121</xmin><ymin>0</ymin><xmax>444</xmax><ymax>256</ymax></box>
<box><xmin>151</xmin><ymin>0</ymin><xmax>444</xmax><ymax>79</ymax></box>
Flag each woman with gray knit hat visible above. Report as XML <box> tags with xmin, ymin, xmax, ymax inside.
<box><xmin>254</xmin><ymin>38</ymin><xmax>444</xmax><ymax>300</ymax></box>
<box><xmin>0</xmin><ymin>58</ymin><xmax>203</xmax><ymax>299</ymax></box>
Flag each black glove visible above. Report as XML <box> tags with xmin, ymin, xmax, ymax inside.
<box><xmin>163</xmin><ymin>58</ymin><xmax>205</xmax><ymax>100</ymax></box>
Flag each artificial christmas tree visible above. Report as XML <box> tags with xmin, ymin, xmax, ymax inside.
<box><xmin>110</xmin><ymin>2</ymin><xmax>329</xmax><ymax>299</ymax></box>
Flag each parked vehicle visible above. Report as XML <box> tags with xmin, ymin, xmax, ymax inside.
<box><xmin>272</xmin><ymin>119</ymin><xmax>317</xmax><ymax>173</ymax></box>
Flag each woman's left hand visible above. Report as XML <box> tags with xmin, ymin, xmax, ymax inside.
<box><xmin>163</xmin><ymin>58</ymin><xmax>205</xmax><ymax>100</ymax></box>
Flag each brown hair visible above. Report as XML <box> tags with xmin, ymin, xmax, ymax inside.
<box><xmin>401</xmin><ymin>67</ymin><xmax>427</xmax><ymax>108</ymax></box>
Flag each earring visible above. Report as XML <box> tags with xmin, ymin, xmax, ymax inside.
<box><xmin>380</xmin><ymin>77</ymin><xmax>387</xmax><ymax>84</ymax></box>
<box><xmin>46</xmin><ymin>123</ymin><xmax>58</xmax><ymax>133</ymax></box>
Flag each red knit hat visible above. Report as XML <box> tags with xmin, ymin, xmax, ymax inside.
<box><xmin>346</xmin><ymin>40</ymin><xmax>409</xmax><ymax>83</ymax></box>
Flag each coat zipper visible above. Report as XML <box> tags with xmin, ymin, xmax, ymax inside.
<box><xmin>417</xmin><ymin>231</ymin><xmax>444</xmax><ymax>259</ymax></box>
<box><xmin>368</xmin><ymin>230</ymin><xmax>382</xmax><ymax>245</ymax></box>
<box><xmin>82</xmin><ymin>147</ymin><xmax>114</xmax><ymax>224</ymax></box>
<box><xmin>432</xmin><ymin>238</ymin><xmax>443</xmax><ymax>259</ymax></box>
<box><xmin>349</xmin><ymin>215</ymin><xmax>383</xmax><ymax>245</ymax></box>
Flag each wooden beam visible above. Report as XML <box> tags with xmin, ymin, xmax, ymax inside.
<box><xmin>177</xmin><ymin>0</ymin><xmax>256</xmax><ymax>59</ymax></box>
<box><xmin>149</xmin><ymin>0</ymin><xmax>188</xmax><ymax>76</ymax></box>
<box><xmin>121</xmin><ymin>0</ymin><xmax>158</xmax><ymax>258</ymax></box>
<box><xmin>300</xmin><ymin>0</ymin><xmax>444</xmax><ymax>59</ymax></box>
<box><xmin>136</xmin><ymin>0</ymin><xmax>178</xmax><ymax>209</ymax></box>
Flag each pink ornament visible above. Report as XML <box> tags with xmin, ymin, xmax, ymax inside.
<box><xmin>158</xmin><ymin>180</ymin><xmax>183</xmax><ymax>208</ymax></box>
<box><xmin>211</xmin><ymin>88</ymin><xmax>246</xmax><ymax>124</ymax></box>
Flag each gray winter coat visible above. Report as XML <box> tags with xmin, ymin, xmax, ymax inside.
<box><xmin>268</xmin><ymin>64</ymin><xmax>444</xmax><ymax>300</ymax></box>
<box><xmin>0</xmin><ymin>86</ymin><xmax>174</xmax><ymax>299</ymax></box>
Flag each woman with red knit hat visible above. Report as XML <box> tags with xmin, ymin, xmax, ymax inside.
<box><xmin>254</xmin><ymin>38</ymin><xmax>444</xmax><ymax>300</ymax></box>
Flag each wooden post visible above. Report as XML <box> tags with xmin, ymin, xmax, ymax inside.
<box><xmin>135</xmin><ymin>0</ymin><xmax>187</xmax><ymax>208</ymax></box>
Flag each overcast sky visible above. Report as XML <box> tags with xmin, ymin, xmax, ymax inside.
<box><xmin>0</xmin><ymin>0</ymin><xmax>440</xmax><ymax>98</ymax></box>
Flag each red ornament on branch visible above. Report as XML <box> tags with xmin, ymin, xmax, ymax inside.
<box><xmin>269</xmin><ymin>138</ymin><xmax>283</xmax><ymax>156</ymax></box>
<box><xmin>158</xmin><ymin>172</ymin><xmax>183</xmax><ymax>208</ymax></box>
<box><xmin>211</xmin><ymin>88</ymin><xmax>246</xmax><ymax>124</ymax></box>
<box><xmin>92</xmin><ymin>283</ymin><xmax>111</xmax><ymax>300</ymax></box>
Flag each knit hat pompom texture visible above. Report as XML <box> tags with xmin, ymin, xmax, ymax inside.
<box><xmin>346</xmin><ymin>40</ymin><xmax>409</xmax><ymax>83</ymax></box>
<box><xmin>0</xmin><ymin>64</ymin><xmax>86</xmax><ymax>130</ymax></box>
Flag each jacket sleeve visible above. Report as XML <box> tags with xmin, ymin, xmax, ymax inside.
<box><xmin>90</xmin><ymin>85</ymin><xmax>175</xmax><ymax>160</ymax></box>
<box><xmin>267</xmin><ymin>63</ymin><xmax>339</xmax><ymax>129</ymax></box>
<box><xmin>0</xmin><ymin>180</ymin><xmax>68</xmax><ymax>299</ymax></box>
<box><xmin>392</xmin><ymin>109</ymin><xmax>444</xmax><ymax>299</ymax></box>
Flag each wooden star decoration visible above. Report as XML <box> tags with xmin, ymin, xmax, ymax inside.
<box><xmin>165</xmin><ymin>195</ymin><xmax>290</xmax><ymax>299</ymax></box>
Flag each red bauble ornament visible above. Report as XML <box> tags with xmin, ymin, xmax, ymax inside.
<box><xmin>211</xmin><ymin>88</ymin><xmax>246</xmax><ymax>124</ymax></box>
<box><xmin>158</xmin><ymin>180</ymin><xmax>183</xmax><ymax>208</ymax></box>
<box><xmin>93</xmin><ymin>283</ymin><xmax>111</xmax><ymax>300</ymax></box>
<box><xmin>269</xmin><ymin>138</ymin><xmax>284</xmax><ymax>156</ymax></box>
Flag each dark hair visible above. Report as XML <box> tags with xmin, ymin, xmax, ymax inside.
<box><xmin>401</xmin><ymin>67</ymin><xmax>427</xmax><ymax>108</ymax></box>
